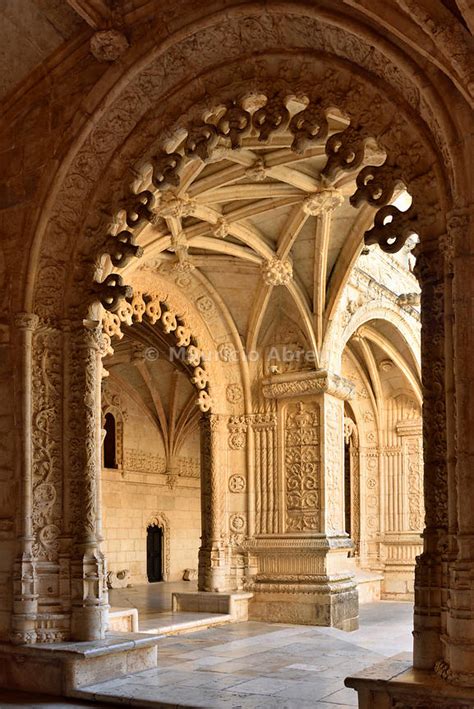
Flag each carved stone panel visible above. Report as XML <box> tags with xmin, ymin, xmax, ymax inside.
<box><xmin>284</xmin><ymin>402</ymin><xmax>320</xmax><ymax>532</ymax></box>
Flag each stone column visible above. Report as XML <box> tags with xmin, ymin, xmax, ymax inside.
<box><xmin>198</xmin><ymin>413</ymin><xmax>230</xmax><ymax>592</ymax></box>
<box><xmin>440</xmin><ymin>210</ymin><xmax>474</xmax><ymax>685</ymax></box>
<box><xmin>412</xmin><ymin>239</ymin><xmax>449</xmax><ymax>669</ymax></box>
<box><xmin>69</xmin><ymin>325</ymin><xmax>109</xmax><ymax>641</ymax></box>
<box><xmin>247</xmin><ymin>370</ymin><xmax>358</xmax><ymax>630</ymax></box>
<box><xmin>10</xmin><ymin>313</ymin><xmax>39</xmax><ymax>644</ymax></box>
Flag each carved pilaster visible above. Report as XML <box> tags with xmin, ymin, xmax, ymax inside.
<box><xmin>412</xmin><ymin>242</ymin><xmax>448</xmax><ymax>670</ymax></box>
<box><xmin>251</xmin><ymin>414</ymin><xmax>278</xmax><ymax>534</ymax></box>
<box><xmin>442</xmin><ymin>210</ymin><xmax>474</xmax><ymax>685</ymax></box>
<box><xmin>68</xmin><ymin>324</ymin><xmax>108</xmax><ymax>641</ymax></box>
<box><xmin>198</xmin><ymin>413</ymin><xmax>230</xmax><ymax>592</ymax></box>
<box><xmin>10</xmin><ymin>313</ymin><xmax>39</xmax><ymax>644</ymax></box>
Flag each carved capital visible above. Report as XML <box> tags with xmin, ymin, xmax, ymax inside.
<box><xmin>262</xmin><ymin>370</ymin><xmax>355</xmax><ymax>400</ymax></box>
<box><xmin>13</xmin><ymin>313</ymin><xmax>39</xmax><ymax>331</ymax></box>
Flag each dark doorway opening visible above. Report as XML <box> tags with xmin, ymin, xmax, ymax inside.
<box><xmin>147</xmin><ymin>525</ymin><xmax>163</xmax><ymax>582</ymax></box>
<box><xmin>103</xmin><ymin>412</ymin><xmax>117</xmax><ymax>469</ymax></box>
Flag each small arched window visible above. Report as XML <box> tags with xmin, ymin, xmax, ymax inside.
<box><xmin>103</xmin><ymin>412</ymin><xmax>117</xmax><ymax>469</ymax></box>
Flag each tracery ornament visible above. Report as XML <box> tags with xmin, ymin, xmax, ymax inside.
<box><xmin>146</xmin><ymin>514</ymin><xmax>171</xmax><ymax>581</ymax></box>
<box><xmin>284</xmin><ymin>401</ymin><xmax>321</xmax><ymax>532</ymax></box>
<box><xmin>81</xmin><ymin>85</ymin><xmax>440</xmax><ymax>329</ymax></box>
<box><xmin>100</xmin><ymin>290</ymin><xmax>212</xmax><ymax>412</ymax></box>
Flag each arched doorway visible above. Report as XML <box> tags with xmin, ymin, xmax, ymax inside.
<box><xmin>146</xmin><ymin>524</ymin><xmax>163</xmax><ymax>583</ymax></box>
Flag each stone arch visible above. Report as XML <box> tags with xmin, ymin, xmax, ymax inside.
<box><xmin>146</xmin><ymin>513</ymin><xmax>171</xmax><ymax>581</ymax></box>
<box><xmin>101</xmin><ymin>382</ymin><xmax>127</xmax><ymax>471</ymax></box>
<box><xmin>8</xmin><ymin>4</ymin><xmax>466</xmax><ymax>664</ymax></box>
<box><xmin>325</xmin><ymin>301</ymin><xmax>420</xmax><ymax>374</ymax></box>
<box><xmin>23</xmin><ymin>9</ymin><xmax>462</xmax><ymax>320</ymax></box>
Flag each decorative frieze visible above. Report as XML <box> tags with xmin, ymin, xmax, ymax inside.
<box><xmin>122</xmin><ymin>449</ymin><xmax>200</xmax><ymax>479</ymax></box>
<box><xmin>262</xmin><ymin>370</ymin><xmax>355</xmax><ymax>401</ymax></box>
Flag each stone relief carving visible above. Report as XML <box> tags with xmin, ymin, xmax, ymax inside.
<box><xmin>226</xmin><ymin>383</ymin><xmax>243</xmax><ymax>404</ymax></box>
<box><xmin>122</xmin><ymin>449</ymin><xmax>200</xmax><ymax>478</ymax></box>
<box><xmin>228</xmin><ymin>415</ymin><xmax>248</xmax><ymax>450</ymax></box>
<box><xmin>229</xmin><ymin>474</ymin><xmax>246</xmax><ymax>493</ymax></box>
<box><xmin>284</xmin><ymin>402</ymin><xmax>321</xmax><ymax>532</ymax></box>
<box><xmin>325</xmin><ymin>398</ymin><xmax>343</xmax><ymax>533</ymax></box>
<box><xmin>261</xmin><ymin>258</ymin><xmax>293</xmax><ymax>287</ymax></box>
<box><xmin>31</xmin><ymin>324</ymin><xmax>62</xmax><ymax>562</ymax></box>
<box><xmin>263</xmin><ymin>371</ymin><xmax>355</xmax><ymax>401</ymax></box>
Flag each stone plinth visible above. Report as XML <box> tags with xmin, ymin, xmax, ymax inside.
<box><xmin>172</xmin><ymin>591</ymin><xmax>253</xmax><ymax>621</ymax></box>
<box><xmin>246</xmin><ymin>535</ymin><xmax>359</xmax><ymax>631</ymax></box>
<box><xmin>0</xmin><ymin>632</ymin><xmax>161</xmax><ymax>696</ymax></box>
<box><xmin>345</xmin><ymin>654</ymin><xmax>474</xmax><ymax>708</ymax></box>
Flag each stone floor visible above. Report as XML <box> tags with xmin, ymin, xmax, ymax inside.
<box><xmin>110</xmin><ymin>581</ymin><xmax>232</xmax><ymax>634</ymax></box>
<box><xmin>0</xmin><ymin>601</ymin><xmax>413</xmax><ymax>708</ymax></box>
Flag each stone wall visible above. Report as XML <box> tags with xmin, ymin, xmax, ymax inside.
<box><xmin>101</xmin><ymin>382</ymin><xmax>201</xmax><ymax>585</ymax></box>
<box><xmin>102</xmin><ymin>471</ymin><xmax>200</xmax><ymax>584</ymax></box>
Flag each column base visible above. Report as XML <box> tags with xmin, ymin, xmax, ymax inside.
<box><xmin>248</xmin><ymin>578</ymin><xmax>358</xmax><ymax>630</ymax></box>
<box><xmin>346</xmin><ymin>654</ymin><xmax>474</xmax><ymax>708</ymax></box>
<box><xmin>245</xmin><ymin>535</ymin><xmax>359</xmax><ymax>630</ymax></box>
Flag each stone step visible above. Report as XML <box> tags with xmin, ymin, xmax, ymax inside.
<box><xmin>139</xmin><ymin>611</ymin><xmax>232</xmax><ymax>635</ymax></box>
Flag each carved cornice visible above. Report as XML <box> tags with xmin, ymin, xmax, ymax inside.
<box><xmin>262</xmin><ymin>370</ymin><xmax>355</xmax><ymax>401</ymax></box>
<box><xmin>244</xmin><ymin>535</ymin><xmax>353</xmax><ymax>551</ymax></box>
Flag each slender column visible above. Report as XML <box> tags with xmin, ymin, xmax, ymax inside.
<box><xmin>10</xmin><ymin>313</ymin><xmax>39</xmax><ymax>644</ymax></box>
<box><xmin>69</xmin><ymin>325</ymin><xmax>109</xmax><ymax>641</ymax></box>
<box><xmin>198</xmin><ymin>413</ymin><xmax>230</xmax><ymax>592</ymax></box>
<box><xmin>413</xmin><ymin>240</ymin><xmax>449</xmax><ymax>669</ymax></box>
<box><xmin>441</xmin><ymin>210</ymin><xmax>474</xmax><ymax>684</ymax></box>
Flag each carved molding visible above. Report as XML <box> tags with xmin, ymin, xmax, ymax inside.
<box><xmin>146</xmin><ymin>513</ymin><xmax>171</xmax><ymax>581</ymax></box>
<box><xmin>262</xmin><ymin>370</ymin><xmax>355</xmax><ymax>401</ymax></box>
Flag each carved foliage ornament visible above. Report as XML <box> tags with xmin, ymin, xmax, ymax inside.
<box><xmin>285</xmin><ymin>401</ymin><xmax>320</xmax><ymax>532</ymax></box>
